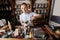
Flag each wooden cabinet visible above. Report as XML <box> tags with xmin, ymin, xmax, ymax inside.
<box><xmin>30</xmin><ymin>0</ymin><xmax>51</xmax><ymax>24</ymax></box>
<box><xmin>0</xmin><ymin>0</ymin><xmax>15</xmax><ymax>21</ymax></box>
<box><xmin>0</xmin><ymin>0</ymin><xmax>16</xmax><ymax>28</ymax></box>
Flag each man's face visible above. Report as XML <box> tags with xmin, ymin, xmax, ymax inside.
<box><xmin>21</xmin><ymin>5</ymin><xmax>28</xmax><ymax>13</ymax></box>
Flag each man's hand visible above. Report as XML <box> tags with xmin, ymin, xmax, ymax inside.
<box><xmin>30</xmin><ymin>14</ymin><xmax>42</xmax><ymax>26</ymax></box>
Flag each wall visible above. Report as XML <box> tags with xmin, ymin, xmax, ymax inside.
<box><xmin>49</xmin><ymin>0</ymin><xmax>60</xmax><ymax>26</ymax></box>
<box><xmin>53</xmin><ymin>0</ymin><xmax>60</xmax><ymax>16</ymax></box>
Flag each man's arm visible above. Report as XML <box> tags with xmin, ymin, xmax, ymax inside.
<box><xmin>30</xmin><ymin>14</ymin><xmax>42</xmax><ymax>26</ymax></box>
<box><xmin>30</xmin><ymin>14</ymin><xmax>42</xmax><ymax>21</ymax></box>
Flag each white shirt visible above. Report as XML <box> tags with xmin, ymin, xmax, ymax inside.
<box><xmin>19</xmin><ymin>12</ymin><xmax>36</xmax><ymax>23</ymax></box>
<box><xmin>19</xmin><ymin>12</ymin><xmax>36</xmax><ymax>34</ymax></box>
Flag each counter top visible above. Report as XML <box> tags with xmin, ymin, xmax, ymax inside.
<box><xmin>0</xmin><ymin>38</ymin><xmax>34</xmax><ymax>40</ymax></box>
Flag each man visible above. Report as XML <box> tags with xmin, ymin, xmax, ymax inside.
<box><xmin>19</xmin><ymin>3</ymin><xmax>42</xmax><ymax>26</ymax></box>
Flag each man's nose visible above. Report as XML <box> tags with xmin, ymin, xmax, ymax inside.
<box><xmin>24</xmin><ymin>8</ymin><xmax>26</xmax><ymax>10</ymax></box>
<box><xmin>24</xmin><ymin>9</ymin><xmax>25</xmax><ymax>10</ymax></box>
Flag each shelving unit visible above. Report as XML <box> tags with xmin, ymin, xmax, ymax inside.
<box><xmin>15</xmin><ymin>0</ymin><xmax>51</xmax><ymax>24</ymax></box>
<box><xmin>0</xmin><ymin>0</ymin><xmax>15</xmax><ymax>21</ymax></box>
<box><xmin>15</xmin><ymin>0</ymin><xmax>32</xmax><ymax>22</ymax></box>
<box><xmin>15</xmin><ymin>0</ymin><xmax>31</xmax><ymax>14</ymax></box>
<box><xmin>0</xmin><ymin>0</ymin><xmax>51</xmax><ymax>25</ymax></box>
<box><xmin>0</xmin><ymin>0</ymin><xmax>16</xmax><ymax>30</ymax></box>
<box><xmin>0</xmin><ymin>0</ymin><xmax>10</xmax><ymax>19</ymax></box>
<box><xmin>31</xmin><ymin>0</ymin><xmax>51</xmax><ymax>24</ymax></box>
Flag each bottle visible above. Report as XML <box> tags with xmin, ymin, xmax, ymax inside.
<box><xmin>39</xmin><ymin>4</ymin><xmax>41</xmax><ymax>8</ymax></box>
<box><xmin>25</xmin><ymin>25</ymin><xmax>33</xmax><ymax>38</ymax></box>
<box><xmin>18</xmin><ymin>27</ymin><xmax>25</xmax><ymax>38</ymax></box>
<box><xmin>29</xmin><ymin>31</ymin><xmax>33</xmax><ymax>38</ymax></box>
<box><xmin>25</xmin><ymin>26</ymin><xmax>31</xmax><ymax>38</ymax></box>
<box><xmin>26</xmin><ymin>26</ymin><xmax>30</xmax><ymax>35</ymax></box>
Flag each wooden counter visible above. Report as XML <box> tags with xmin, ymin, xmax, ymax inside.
<box><xmin>0</xmin><ymin>38</ymin><xmax>34</xmax><ymax>40</ymax></box>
